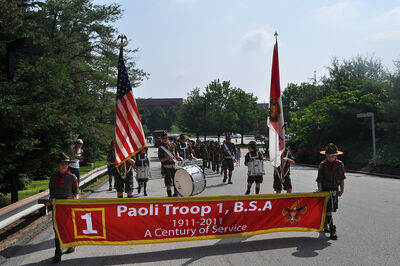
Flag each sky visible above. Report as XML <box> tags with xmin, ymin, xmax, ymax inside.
<box><xmin>93</xmin><ymin>0</ymin><xmax>400</xmax><ymax>102</ymax></box>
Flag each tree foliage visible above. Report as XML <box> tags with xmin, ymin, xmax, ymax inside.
<box><xmin>0</xmin><ymin>0</ymin><xmax>148</xmax><ymax>195</ymax></box>
<box><xmin>177</xmin><ymin>80</ymin><xmax>262</xmax><ymax>141</ymax></box>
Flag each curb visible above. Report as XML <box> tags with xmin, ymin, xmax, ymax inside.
<box><xmin>296</xmin><ymin>163</ymin><xmax>400</xmax><ymax>179</ymax></box>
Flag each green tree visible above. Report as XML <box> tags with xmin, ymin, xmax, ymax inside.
<box><xmin>0</xmin><ymin>0</ymin><xmax>148</xmax><ymax>195</ymax></box>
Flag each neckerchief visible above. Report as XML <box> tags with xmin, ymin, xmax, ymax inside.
<box><xmin>57</xmin><ymin>170</ymin><xmax>70</xmax><ymax>188</ymax></box>
<box><xmin>328</xmin><ymin>158</ymin><xmax>338</xmax><ymax>172</ymax></box>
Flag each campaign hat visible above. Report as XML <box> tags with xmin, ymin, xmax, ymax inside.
<box><xmin>320</xmin><ymin>143</ymin><xmax>343</xmax><ymax>155</ymax></box>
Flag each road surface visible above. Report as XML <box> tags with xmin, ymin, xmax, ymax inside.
<box><xmin>1</xmin><ymin>147</ymin><xmax>399</xmax><ymax>266</ymax></box>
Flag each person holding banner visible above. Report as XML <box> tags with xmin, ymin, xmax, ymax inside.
<box><xmin>135</xmin><ymin>147</ymin><xmax>150</xmax><ymax>196</ymax></box>
<box><xmin>158</xmin><ymin>130</ymin><xmax>180</xmax><ymax>197</ymax></box>
<box><xmin>244</xmin><ymin>141</ymin><xmax>264</xmax><ymax>194</ymax></box>
<box><xmin>115</xmin><ymin>157</ymin><xmax>136</xmax><ymax>198</ymax></box>
<box><xmin>273</xmin><ymin>147</ymin><xmax>295</xmax><ymax>194</ymax></box>
<box><xmin>47</xmin><ymin>152</ymin><xmax>80</xmax><ymax>263</ymax></box>
<box><xmin>221</xmin><ymin>135</ymin><xmax>237</xmax><ymax>184</ymax></box>
<box><xmin>106</xmin><ymin>141</ymin><xmax>116</xmax><ymax>191</ymax></box>
<box><xmin>316</xmin><ymin>143</ymin><xmax>346</xmax><ymax>240</ymax></box>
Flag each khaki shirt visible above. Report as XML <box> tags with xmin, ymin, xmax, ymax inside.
<box><xmin>221</xmin><ymin>142</ymin><xmax>236</xmax><ymax>159</ymax></box>
<box><xmin>177</xmin><ymin>142</ymin><xmax>193</xmax><ymax>160</ymax></box>
<box><xmin>49</xmin><ymin>171</ymin><xmax>80</xmax><ymax>200</ymax></box>
<box><xmin>158</xmin><ymin>142</ymin><xmax>177</xmax><ymax>166</ymax></box>
<box><xmin>316</xmin><ymin>159</ymin><xmax>346</xmax><ymax>189</ymax></box>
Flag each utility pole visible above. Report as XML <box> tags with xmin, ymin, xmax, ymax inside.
<box><xmin>356</xmin><ymin>112</ymin><xmax>376</xmax><ymax>165</ymax></box>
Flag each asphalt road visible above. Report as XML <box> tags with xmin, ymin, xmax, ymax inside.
<box><xmin>2</xmin><ymin>147</ymin><xmax>399</xmax><ymax>266</ymax></box>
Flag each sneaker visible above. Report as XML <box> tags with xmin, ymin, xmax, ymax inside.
<box><xmin>65</xmin><ymin>247</ymin><xmax>75</xmax><ymax>254</ymax></box>
<box><xmin>228</xmin><ymin>181</ymin><xmax>233</xmax><ymax>184</ymax></box>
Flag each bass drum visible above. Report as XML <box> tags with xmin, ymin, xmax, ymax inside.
<box><xmin>174</xmin><ymin>166</ymin><xmax>206</xmax><ymax>197</ymax></box>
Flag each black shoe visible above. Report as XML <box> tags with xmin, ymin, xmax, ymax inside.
<box><xmin>323</xmin><ymin>225</ymin><xmax>329</xmax><ymax>233</ymax></box>
<box><xmin>108</xmin><ymin>187</ymin><xmax>112</xmax><ymax>191</ymax></box>
<box><xmin>138</xmin><ymin>187</ymin><xmax>141</xmax><ymax>193</ymax></box>
<box><xmin>223</xmin><ymin>177</ymin><xmax>227</xmax><ymax>183</ymax></box>
<box><xmin>245</xmin><ymin>189</ymin><xmax>250</xmax><ymax>195</ymax></box>
<box><xmin>144</xmin><ymin>191</ymin><xmax>148</xmax><ymax>196</ymax></box>
<box><xmin>52</xmin><ymin>251</ymin><xmax>62</xmax><ymax>264</ymax></box>
<box><xmin>65</xmin><ymin>247</ymin><xmax>75</xmax><ymax>254</ymax></box>
<box><xmin>329</xmin><ymin>225</ymin><xmax>337</xmax><ymax>240</ymax></box>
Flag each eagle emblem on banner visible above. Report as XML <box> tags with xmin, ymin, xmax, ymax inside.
<box><xmin>282</xmin><ymin>200</ymin><xmax>307</xmax><ymax>223</ymax></box>
<box><xmin>269</xmin><ymin>98</ymin><xmax>281</xmax><ymax>122</ymax></box>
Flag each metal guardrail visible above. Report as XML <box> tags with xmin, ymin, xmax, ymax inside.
<box><xmin>0</xmin><ymin>165</ymin><xmax>107</xmax><ymax>230</ymax></box>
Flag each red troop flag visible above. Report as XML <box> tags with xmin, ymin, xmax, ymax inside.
<box><xmin>268</xmin><ymin>33</ymin><xmax>285</xmax><ymax>167</ymax></box>
<box><xmin>114</xmin><ymin>51</ymin><xmax>146</xmax><ymax>166</ymax></box>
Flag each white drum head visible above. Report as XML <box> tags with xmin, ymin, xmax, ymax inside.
<box><xmin>174</xmin><ymin>168</ymin><xmax>194</xmax><ymax>196</ymax></box>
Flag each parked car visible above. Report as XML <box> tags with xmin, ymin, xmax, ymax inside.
<box><xmin>255</xmin><ymin>134</ymin><xmax>265</xmax><ymax>142</ymax></box>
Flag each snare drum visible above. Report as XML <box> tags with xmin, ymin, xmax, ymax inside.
<box><xmin>193</xmin><ymin>158</ymin><xmax>203</xmax><ymax>167</ymax></box>
<box><xmin>136</xmin><ymin>166</ymin><xmax>149</xmax><ymax>180</ymax></box>
<box><xmin>174</xmin><ymin>165</ymin><xmax>206</xmax><ymax>196</ymax></box>
<box><xmin>248</xmin><ymin>160</ymin><xmax>265</xmax><ymax>176</ymax></box>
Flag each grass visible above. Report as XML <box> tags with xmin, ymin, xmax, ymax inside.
<box><xmin>0</xmin><ymin>160</ymin><xmax>107</xmax><ymax>208</ymax></box>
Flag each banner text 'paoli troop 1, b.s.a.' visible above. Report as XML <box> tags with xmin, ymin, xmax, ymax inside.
<box><xmin>54</xmin><ymin>193</ymin><xmax>329</xmax><ymax>248</ymax></box>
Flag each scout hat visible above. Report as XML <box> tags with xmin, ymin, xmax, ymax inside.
<box><xmin>320</xmin><ymin>143</ymin><xmax>343</xmax><ymax>155</ymax></box>
<box><xmin>179</xmin><ymin>133</ymin><xmax>188</xmax><ymax>141</ymax></box>
<box><xmin>56</xmin><ymin>152</ymin><xmax>74</xmax><ymax>163</ymax></box>
<box><xmin>161</xmin><ymin>130</ymin><xmax>168</xmax><ymax>138</ymax></box>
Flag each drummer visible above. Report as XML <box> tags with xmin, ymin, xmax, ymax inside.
<box><xmin>158</xmin><ymin>130</ymin><xmax>180</xmax><ymax>197</ymax></box>
<box><xmin>135</xmin><ymin>147</ymin><xmax>150</xmax><ymax>196</ymax></box>
<box><xmin>177</xmin><ymin>133</ymin><xmax>194</xmax><ymax>161</ymax></box>
<box><xmin>244</xmin><ymin>141</ymin><xmax>264</xmax><ymax>194</ymax></box>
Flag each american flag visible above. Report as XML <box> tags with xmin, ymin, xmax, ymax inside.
<box><xmin>114</xmin><ymin>51</ymin><xmax>146</xmax><ymax>166</ymax></box>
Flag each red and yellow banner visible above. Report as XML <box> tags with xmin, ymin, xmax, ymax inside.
<box><xmin>54</xmin><ymin>192</ymin><xmax>329</xmax><ymax>248</ymax></box>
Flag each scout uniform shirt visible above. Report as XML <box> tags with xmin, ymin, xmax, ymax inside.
<box><xmin>221</xmin><ymin>142</ymin><xmax>237</xmax><ymax>159</ymax></box>
<box><xmin>158</xmin><ymin>142</ymin><xmax>178</xmax><ymax>167</ymax></box>
<box><xmin>177</xmin><ymin>142</ymin><xmax>193</xmax><ymax>160</ymax></box>
<box><xmin>49</xmin><ymin>170</ymin><xmax>80</xmax><ymax>200</ymax></box>
<box><xmin>135</xmin><ymin>153</ymin><xmax>149</xmax><ymax>167</ymax></box>
<box><xmin>316</xmin><ymin>159</ymin><xmax>346</xmax><ymax>189</ymax></box>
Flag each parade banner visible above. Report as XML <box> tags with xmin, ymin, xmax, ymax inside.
<box><xmin>54</xmin><ymin>193</ymin><xmax>329</xmax><ymax>248</ymax></box>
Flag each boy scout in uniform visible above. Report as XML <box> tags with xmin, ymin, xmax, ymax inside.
<box><xmin>115</xmin><ymin>157</ymin><xmax>136</xmax><ymax>198</ymax></box>
<box><xmin>177</xmin><ymin>134</ymin><xmax>194</xmax><ymax>160</ymax></box>
<box><xmin>316</xmin><ymin>143</ymin><xmax>345</xmax><ymax>240</ymax></box>
<box><xmin>221</xmin><ymin>135</ymin><xmax>237</xmax><ymax>184</ymax></box>
<box><xmin>47</xmin><ymin>153</ymin><xmax>80</xmax><ymax>263</ymax></box>
<box><xmin>158</xmin><ymin>130</ymin><xmax>180</xmax><ymax>197</ymax></box>
<box><xmin>244</xmin><ymin>141</ymin><xmax>264</xmax><ymax>194</ymax></box>
<box><xmin>273</xmin><ymin>147</ymin><xmax>295</xmax><ymax>193</ymax></box>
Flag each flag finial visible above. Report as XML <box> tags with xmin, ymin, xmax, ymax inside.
<box><xmin>274</xmin><ymin>31</ymin><xmax>278</xmax><ymax>42</ymax></box>
<box><xmin>117</xmin><ymin>34</ymin><xmax>127</xmax><ymax>59</ymax></box>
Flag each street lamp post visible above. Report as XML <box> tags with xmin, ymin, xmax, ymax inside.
<box><xmin>203</xmin><ymin>96</ymin><xmax>207</xmax><ymax>141</ymax></box>
<box><xmin>356</xmin><ymin>112</ymin><xmax>376</xmax><ymax>165</ymax></box>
